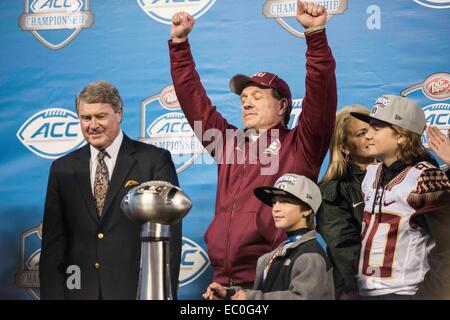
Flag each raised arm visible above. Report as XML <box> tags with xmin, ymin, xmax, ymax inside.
<box><xmin>169</xmin><ymin>12</ymin><xmax>235</xmax><ymax>155</ymax></box>
<box><xmin>293</xmin><ymin>1</ymin><xmax>337</xmax><ymax>179</ymax></box>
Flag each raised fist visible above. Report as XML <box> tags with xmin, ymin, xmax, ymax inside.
<box><xmin>171</xmin><ymin>12</ymin><xmax>195</xmax><ymax>43</ymax></box>
<box><xmin>296</xmin><ymin>1</ymin><xmax>328</xmax><ymax>28</ymax></box>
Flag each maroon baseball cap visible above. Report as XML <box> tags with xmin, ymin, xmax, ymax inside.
<box><xmin>229</xmin><ymin>72</ymin><xmax>292</xmax><ymax>106</ymax></box>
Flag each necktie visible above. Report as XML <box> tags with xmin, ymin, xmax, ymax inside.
<box><xmin>94</xmin><ymin>150</ymin><xmax>109</xmax><ymax>217</ymax></box>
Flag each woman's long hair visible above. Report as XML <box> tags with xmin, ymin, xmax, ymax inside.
<box><xmin>321</xmin><ymin>105</ymin><xmax>370</xmax><ymax>184</ymax></box>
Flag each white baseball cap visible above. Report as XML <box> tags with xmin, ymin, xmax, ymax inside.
<box><xmin>351</xmin><ymin>95</ymin><xmax>426</xmax><ymax>135</ymax></box>
<box><xmin>253</xmin><ymin>174</ymin><xmax>322</xmax><ymax>214</ymax></box>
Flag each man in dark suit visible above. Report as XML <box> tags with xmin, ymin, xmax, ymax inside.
<box><xmin>39</xmin><ymin>80</ymin><xmax>181</xmax><ymax>300</ymax></box>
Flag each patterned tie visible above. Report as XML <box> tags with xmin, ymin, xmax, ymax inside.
<box><xmin>94</xmin><ymin>150</ymin><xmax>109</xmax><ymax>217</ymax></box>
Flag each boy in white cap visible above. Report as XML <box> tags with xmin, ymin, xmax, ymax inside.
<box><xmin>203</xmin><ymin>174</ymin><xmax>335</xmax><ymax>300</ymax></box>
<box><xmin>351</xmin><ymin>95</ymin><xmax>450</xmax><ymax>299</ymax></box>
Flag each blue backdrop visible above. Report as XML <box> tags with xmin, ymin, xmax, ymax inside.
<box><xmin>1</xmin><ymin>0</ymin><xmax>449</xmax><ymax>300</ymax></box>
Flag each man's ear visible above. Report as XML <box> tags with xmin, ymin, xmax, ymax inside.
<box><xmin>279</xmin><ymin>98</ymin><xmax>288</xmax><ymax>115</ymax></box>
<box><xmin>117</xmin><ymin>108</ymin><xmax>123</xmax><ymax>124</ymax></box>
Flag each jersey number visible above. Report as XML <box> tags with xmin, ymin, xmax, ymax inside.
<box><xmin>360</xmin><ymin>212</ymin><xmax>401</xmax><ymax>278</ymax></box>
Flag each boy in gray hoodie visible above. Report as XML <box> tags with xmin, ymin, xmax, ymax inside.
<box><xmin>203</xmin><ymin>174</ymin><xmax>335</xmax><ymax>300</ymax></box>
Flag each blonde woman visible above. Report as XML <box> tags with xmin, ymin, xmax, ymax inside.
<box><xmin>316</xmin><ymin>105</ymin><xmax>374</xmax><ymax>300</ymax></box>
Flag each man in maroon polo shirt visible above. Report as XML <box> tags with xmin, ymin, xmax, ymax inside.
<box><xmin>168</xmin><ymin>1</ymin><xmax>337</xmax><ymax>290</ymax></box>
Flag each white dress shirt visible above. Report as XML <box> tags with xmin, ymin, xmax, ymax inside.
<box><xmin>89</xmin><ymin>130</ymin><xmax>124</xmax><ymax>195</ymax></box>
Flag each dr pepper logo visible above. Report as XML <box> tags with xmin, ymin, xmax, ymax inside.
<box><xmin>423</xmin><ymin>73</ymin><xmax>450</xmax><ymax>100</ymax></box>
<box><xmin>402</xmin><ymin>73</ymin><xmax>450</xmax><ymax>101</ymax></box>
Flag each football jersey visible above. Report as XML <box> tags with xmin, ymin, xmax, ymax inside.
<box><xmin>358</xmin><ymin>161</ymin><xmax>450</xmax><ymax>296</ymax></box>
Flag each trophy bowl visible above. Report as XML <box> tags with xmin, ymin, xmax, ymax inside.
<box><xmin>121</xmin><ymin>180</ymin><xmax>192</xmax><ymax>225</ymax></box>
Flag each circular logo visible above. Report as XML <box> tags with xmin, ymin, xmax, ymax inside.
<box><xmin>423</xmin><ymin>73</ymin><xmax>450</xmax><ymax>101</ymax></box>
<box><xmin>160</xmin><ymin>85</ymin><xmax>181</xmax><ymax>110</ymax></box>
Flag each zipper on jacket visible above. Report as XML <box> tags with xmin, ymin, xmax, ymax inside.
<box><xmin>378</xmin><ymin>186</ymin><xmax>386</xmax><ymax>222</ymax></box>
<box><xmin>225</xmin><ymin>140</ymin><xmax>248</xmax><ymax>285</ymax></box>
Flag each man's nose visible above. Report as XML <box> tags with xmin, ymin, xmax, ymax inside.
<box><xmin>242</xmin><ymin>99</ymin><xmax>254</xmax><ymax>110</ymax></box>
<box><xmin>90</xmin><ymin>117</ymin><xmax>99</xmax><ymax>128</ymax></box>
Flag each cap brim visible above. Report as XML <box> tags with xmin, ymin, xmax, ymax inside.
<box><xmin>350</xmin><ymin>112</ymin><xmax>372</xmax><ymax>124</ymax></box>
<box><xmin>253</xmin><ymin>187</ymin><xmax>299</xmax><ymax>207</ymax></box>
<box><xmin>229</xmin><ymin>74</ymin><xmax>272</xmax><ymax>95</ymax></box>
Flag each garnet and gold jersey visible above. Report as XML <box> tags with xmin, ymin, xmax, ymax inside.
<box><xmin>358</xmin><ymin>161</ymin><xmax>450</xmax><ymax>296</ymax></box>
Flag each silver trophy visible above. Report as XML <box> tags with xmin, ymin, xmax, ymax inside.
<box><xmin>121</xmin><ymin>180</ymin><xmax>192</xmax><ymax>300</ymax></box>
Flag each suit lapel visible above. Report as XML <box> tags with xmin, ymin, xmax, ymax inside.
<box><xmin>73</xmin><ymin>145</ymin><xmax>99</xmax><ymax>223</ymax></box>
<box><xmin>101</xmin><ymin>135</ymin><xmax>137</xmax><ymax>220</ymax></box>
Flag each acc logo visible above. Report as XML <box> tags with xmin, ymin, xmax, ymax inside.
<box><xmin>137</xmin><ymin>0</ymin><xmax>216</xmax><ymax>24</ymax></box>
<box><xmin>19</xmin><ymin>0</ymin><xmax>94</xmax><ymax>50</ymax></box>
<box><xmin>263</xmin><ymin>0</ymin><xmax>348</xmax><ymax>38</ymax></box>
<box><xmin>414</xmin><ymin>1</ymin><xmax>450</xmax><ymax>9</ymax></box>
<box><xmin>422</xmin><ymin>104</ymin><xmax>450</xmax><ymax>147</ymax></box>
<box><xmin>140</xmin><ymin>85</ymin><xmax>204</xmax><ymax>173</ymax></box>
<box><xmin>17</xmin><ymin>108</ymin><xmax>86</xmax><ymax>159</ymax></box>
<box><xmin>287</xmin><ymin>98</ymin><xmax>303</xmax><ymax>128</ymax></box>
<box><xmin>178</xmin><ymin>237</ymin><xmax>210</xmax><ymax>287</ymax></box>
<box><xmin>148</xmin><ymin>113</ymin><xmax>192</xmax><ymax>137</ymax></box>
<box><xmin>16</xmin><ymin>224</ymin><xmax>42</xmax><ymax>300</ymax></box>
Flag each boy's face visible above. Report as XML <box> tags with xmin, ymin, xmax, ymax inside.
<box><xmin>271</xmin><ymin>196</ymin><xmax>312</xmax><ymax>232</ymax></box>
<box><xmin>365</xmin><ymin>119</ymin><xmax>403</xmax><ymax>166</ymax></box>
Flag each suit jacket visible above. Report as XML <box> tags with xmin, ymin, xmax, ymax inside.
<box><xmin>39</xmin><ymin>134</ymin><xmax>182</xmax><ymax>300</ymax></box>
